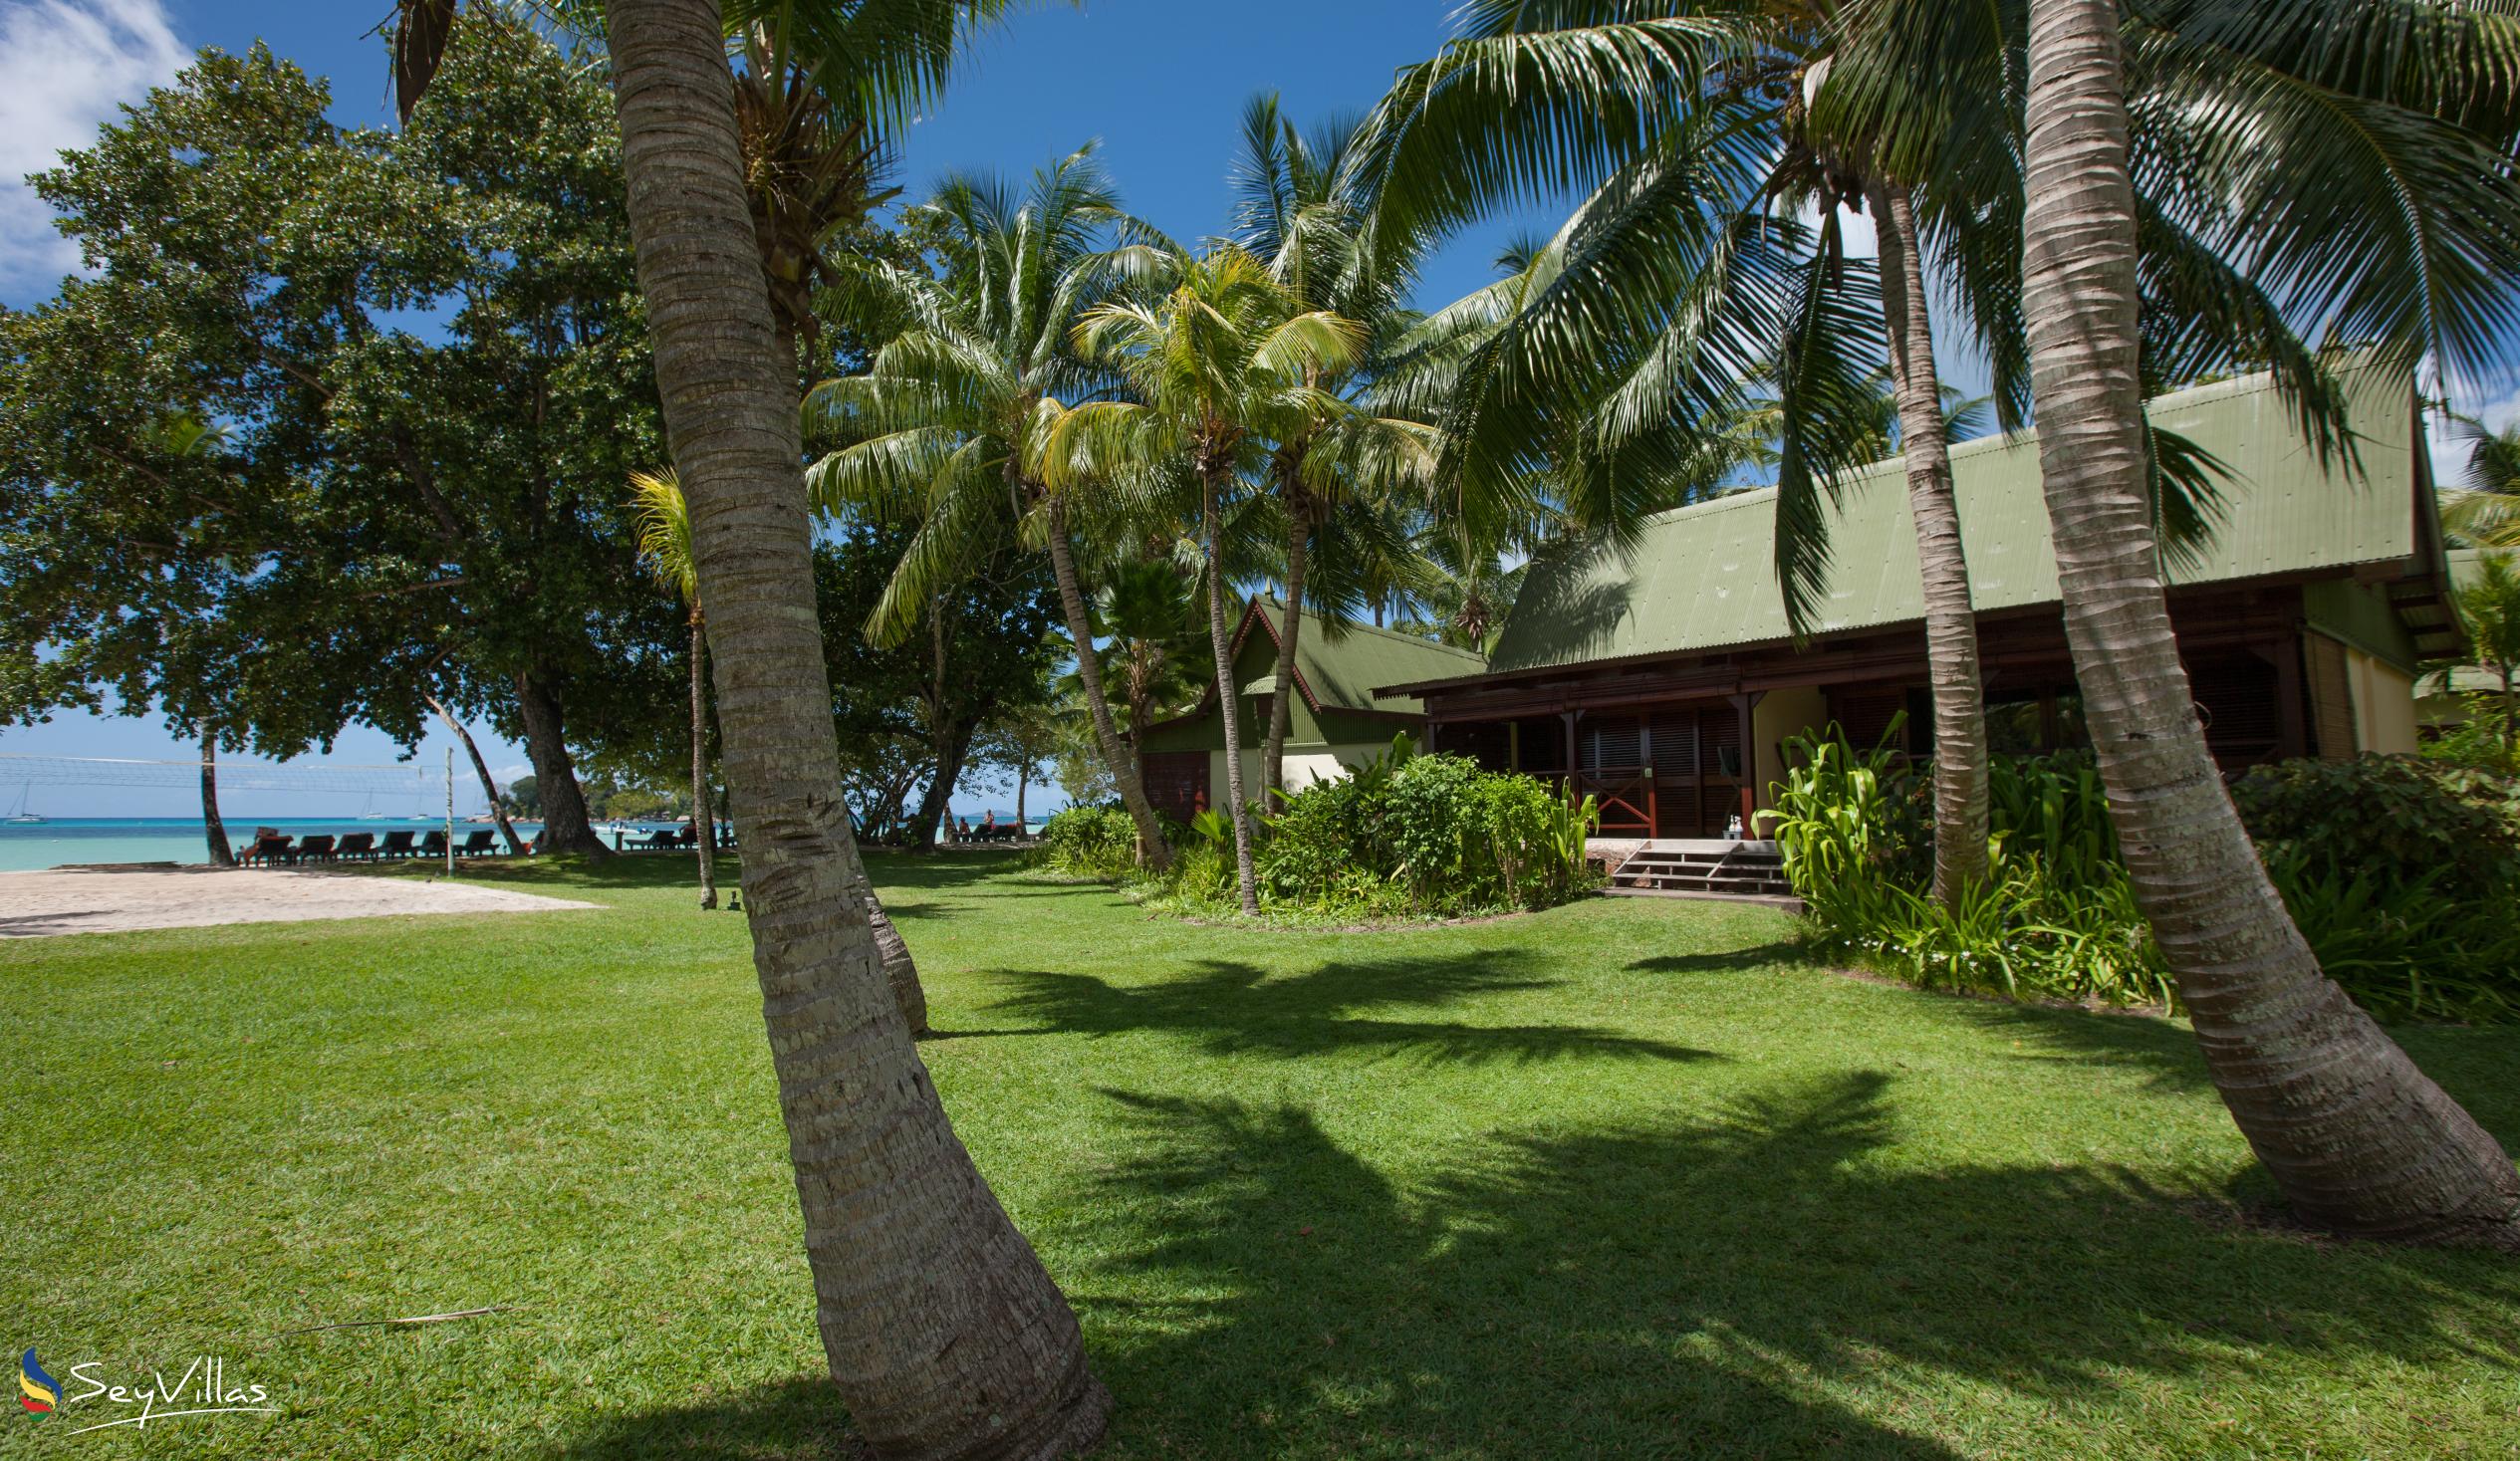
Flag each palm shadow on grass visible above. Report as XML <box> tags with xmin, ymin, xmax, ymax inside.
<box><xmin>556</xmin><ymin>1069</ymin><xmax>2520</xmax><ymax>1459</ymax></box>
<box><xmin>978</xmin><ymin>950</ymin><xmax>1717</xmax><ymax>1065</ymax></box>
<box><xmin>1627</xmin><ymin>940</ymin><xmax>1818</xmax><ymax>977</ymax></box>
<box><xmin>1070</xmin><ymin>1071</ymin><xmax>2520</xmax><ymax>1458</ymax></box>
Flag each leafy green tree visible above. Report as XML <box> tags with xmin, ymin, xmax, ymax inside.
<box><xmin>1052</xmin><ymin>245</ymin><xmax>1371</xmax><ymax>915</ymax></box>
<box><xmin>0</xmin><ymin>23</ymin><xmax>683</xmax><ymax>857</ymax></box>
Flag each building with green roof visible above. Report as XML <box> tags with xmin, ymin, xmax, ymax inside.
<box><xmin>1133</xmin><ymin>598</ymin><xmax>1487</xmax><ymax>820</ymax></box>
<box><xmin>1379</xmin><ymin>362</ymin><xmax>2459</xmax><ymax>842</ymax></box>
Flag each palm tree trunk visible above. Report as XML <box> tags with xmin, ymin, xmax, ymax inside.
<box><xmin>688</xmin><ymin>609</ymin><xmax>718</xmax><ymax>909</ymax></box>
<box><xmin>427</xmin><ymin>693</ymin><xmax>526</xmax><ymax>854</ymax></box>
<box><xmin>199</xmin><ymin>730</ymin><xmax>234</xmax><ymax>867</ymax></box>
<box><xmin>1200</xmin><ymin>466</ymin><xmax>1261</xmax><ymax>914</ymax></box>
<box><xmin>511</xmin><ymin>668</ymin><xmax>610</xmax><ymax>856</ymax></box>
<box><xmin>1868</xmin><ymin>178</ymin><xmax>1992</xmax><ymax>902</ymax></box>
<box><xmin>1262</xmin><ymin>504</ymin><xmax>1308</xmax><ymax>799</ymax></box>
<box><xmin>1046</xmin><ymin>499</ymin><xmax>1172</xmax><ymax>867</ymax></box>
<box><xmin>2021</xmin><ymin>0</ymin><xmax>2520</xmax><ymax>1248</ymax></box>
<box><xmin>603</xmin><ymin>5</ymin><xmax>1112</xmax><ymax>1454</ymax></box>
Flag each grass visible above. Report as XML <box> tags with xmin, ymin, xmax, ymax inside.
<box><xmin>6</xmin><ymin>852</ymin><xmax>2520</xmax><ymax>1458</ymax></box>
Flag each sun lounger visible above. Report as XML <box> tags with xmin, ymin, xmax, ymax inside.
<box><xmin>457</xmin><ymin>830</ymin><xmax>497</xmax><ymax>856</ymax></box>
<box><xmin>337</xmin><ymin>832</ymin><xmax>378</xmax><ymax>861</ymax></box>
<box><xmin>420</xmin><ymin>831</ymin><xmax>448</xmax><ymax>858</ymax></box>
<box><xmin>379</xmin><ymin>830</ymin><xmax>417</xmax><ymax>858</ymax></box>
<box><xmin>296</xmin><ymin>834</ymin><xmax>338</xmax><ymax>863</ymax></box>
<box><xmin>239</xmin><ymin>833</ymin><xmax>292</xmax><ymax>866</ymax></box>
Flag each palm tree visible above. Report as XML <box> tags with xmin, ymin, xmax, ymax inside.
<box><xmin>1051</xmin><ymin>246</ymin><xmax>1369</xmax><ymax>915</ymax></box>
<box><xmin>1074</xmin><ymin>556</ymin><xmax>1210</xmax><ymax>790</ymax></box>
<box><xmin>808</xmin><ymin>147</ymin><xmax>1180</xmax><ymax>869</ymax></box>
<box><xmin>2014</xmin><ymin>0</ymin><xmax>2520</xmax><ymax>1248</ymax></box>
<box><xmin>584</xmin><ymin>4</ymin><xmax>1112</xmax><ymax>1452</ymax></box>
<box><xmin>1229</xmin><ymin>95</ymin><xmax>1442</xmax><ymax>796</ymax></box>
<box><xmin>2452</xmin><ymin>552</ymin><xmax>2520</xmax><ymax>754</ymax></box>
<box><xmin>632</xmin><ymin>467</ymin><xmax>928</xmax><ymax>1023</ymax></box>
<box><xmin>2440</xmin><ymin>412</ymin><xmax>2520</xmax><ymax>548</ymax></box>
<box><xmin>630</xmin><ymin>469</ymin><xmax>720</xmax><ymax>910</ymax></box>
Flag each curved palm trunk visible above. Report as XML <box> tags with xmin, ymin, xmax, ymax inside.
<box><xmin>199</xmin><ymin>730</ymin><xmax>234</xmax><ymax>867</ymax></box>
<box><xmin>2021</xmin><ymin>0</ymin><xmax>2520</xmax><ymax>1247</ymax></box>
<box><xmin>604</xmin><ymin>6</ymin><xmax>1112</xmax><ymax>1456</ymax></box>
<box><xmin>428</xmin><ymin>694</ymin><xmax>526</xmax><ymax>854</ymax></box>
<box><xmin>512</xmin><ymin>668</ymin><xmax>610</xmax><ymax>856</ymax></box>
<box><xmin>1868</xmin><ymin>179</ymin><xmax>1992</xmax><ymax>901</ymax></box>
<box><xmin>850</xmin><ymin>861</ymin><xmax>926</xmax><ymax>1037</ymax></box>
<box><xmin>1199</xmin><ymin>468</ymin><xmax>1261</xmax><ymax>914</ymax></box>
<box><xmin>688</xmin><ymin>610</ymin><xmax>718</xmax><ymax>909</ymax></box>
<box><xmin>1262</xmin><ymin>506</ymin><xmax>1308</xmax><ymax>800</ymax></box>
<box><xmin>1046</xmin><ymin>499</ymin><xmax>1172</xmax><ymax>868</ymax></box>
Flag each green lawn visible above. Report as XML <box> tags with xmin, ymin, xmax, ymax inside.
<box><xmin>7</xmin><ymin>852</ymin><xmax>2520</xmax><ymax>1459</ymax></box>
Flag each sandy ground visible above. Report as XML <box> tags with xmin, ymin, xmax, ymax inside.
<box><xmin>0</xmin><ymin>865</ymin><xmax>599</xmax><ymax>938</ymax></box>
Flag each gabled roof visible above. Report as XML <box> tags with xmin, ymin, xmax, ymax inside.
<box><xmin>1189</xmin><ymin>598</ymin><xmax>1487</xmax><ymax>719</ymax></box>
<box><xmin>1397</xmin><ymin>362</ymin><xmax>2442</xmax><ymax>690</ymax></box>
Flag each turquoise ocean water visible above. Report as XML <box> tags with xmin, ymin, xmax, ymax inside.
<box><xmin>0</xmin><ymin>818</ymin><xmax>553</xmax><ymax>873</ymax></box>
<box><xmin>0</xmin><ymin>814</ymin><xmax>1051</xmax><ymax>872</ymax></box>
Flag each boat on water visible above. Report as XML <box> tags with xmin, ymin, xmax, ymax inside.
<box><xmin>6</xmin><ymin>782</ymin><xmax>42</xmax><ymax>825</ymax></box>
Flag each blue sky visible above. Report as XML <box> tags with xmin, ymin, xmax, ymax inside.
<box><xmin>4</xmin><ymin>0</ymin><xmax>1546</xmax><ymax>814</ymax></box>
<box><xmin>1</xmin><ymin>0</ymin><xmax>2512</xmax><ymax>817</ymax></box>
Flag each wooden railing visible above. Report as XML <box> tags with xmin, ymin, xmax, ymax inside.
<box><xmin>1545</xmin><ymin>766</ymin><xmax>1655</xmax><ymax>836</ymax></box>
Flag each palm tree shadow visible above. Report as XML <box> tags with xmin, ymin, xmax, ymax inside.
<box><xmin>1072</xmin><ymin>1073</ymin><xmax>2520</xmax><ymax>1457</ymax></box>
<box><xmin>979</xmin><ymin>951</ymin><xmax>1717</xmax><ymax>1066</ymax></box>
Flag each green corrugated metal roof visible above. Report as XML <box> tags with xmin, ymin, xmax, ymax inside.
<box><xmin>1482</xmin><ymin>363</ymin><xmax>2423</xmax><ymax>676</ymax></box>
<box><xmin>1243</xmin><ymin>599</ymin><xmax>1487</xmax><ymax>716</ymax></box>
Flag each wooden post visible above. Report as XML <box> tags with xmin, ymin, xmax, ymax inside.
<box><xmin>1508</xmin><ymin>720</ymin><xmax>1522</xmax><ymax>774</ymax></box>
<box><xmin>1730</xmin><ymin>692</ymin><xmax>1761</xmax><ymax>837</ymax></box>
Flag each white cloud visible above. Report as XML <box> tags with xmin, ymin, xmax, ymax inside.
<box><xmin>0</xmin><ymin>0</ymin><xmax>187</xmax><ymax>299</ymax></box>
<box><xmin>2428</xmin><ymin>384</ymin><xmax>2520</xmax><ymax>491</ymax></box>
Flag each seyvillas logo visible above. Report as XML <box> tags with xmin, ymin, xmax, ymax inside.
<box><xmin>18</xmin><ymin>1349</ymin><xmax>59</xmax><ymax>1415</ymax></box>
<box><xmin>15</xmin><ymin>1351</ymin><xmax>278</xmax><ymax>1435</ymax></box>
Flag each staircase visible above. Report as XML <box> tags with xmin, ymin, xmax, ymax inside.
<box><xmin>1605</xmin><ymin>840</ymin><xmax>1799</xmax><ymax>907</ymax></box>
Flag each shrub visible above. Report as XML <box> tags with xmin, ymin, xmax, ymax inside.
<box><xmin>1142</xmin><ymin>738</ymin><xmax>1599</xmax><ymax>920</ymax></box>
<box><xmin>1771</xmin><ymin>728</ymin><xmax>2167</xmax><ymax>1007</ymax></box>
<box><xmin>2231</xmin><ymin>754</ymin><xmax>2520</xmax><ymax>905</ymax></box>
<box><xmin>1032</xmin><ymin>806</ymin><xmax>1136</xmax><ymax>879</ymax></box>
<box><xmin>1777</xmin><ymin>731</ymin><xmax>2520</xmax><ymax>1022</ymax></box>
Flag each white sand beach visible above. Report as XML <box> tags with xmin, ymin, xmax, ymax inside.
<box><xmin>0</xmin><ymin>865</ymin><xmax>598</xmax><ymax>938</ymax></box>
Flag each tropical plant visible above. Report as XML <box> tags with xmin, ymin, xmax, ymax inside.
<box><xmin>1069</xmin><ymin>556</ymin><xmax>1210</xmax><ymax>789</ymax></box>
<box><xmin>1032</xmin><ymin>804</ymin><xmax>1136</xmax><ymax>880</ymax></box>
<box><xmin>2439</xmin><ymin>413</ymin><xmax>2520</xmax><ymax>547</ymax></box>
<box><xmin>2451</xmin><ymin>550</ymin><xmax>2520</xmax><ymax>753</ymax></box>
<box><xmin>1049</xmin><ymin>244</ymin><xmax>1372</xmax><ymax>915</ymax></box>
<box><xmin>806</xmin><ymin>145</ymin><xmax>1180</xmax><ymax>868</ymax></box>
<box><xmin>2004</xmin><ymin>0</ymin><xmax>2520</xmax><ymax>1246</ymax></box>
<box><xmin>1227</xmin><ymin>94</ymin><xmax>1442</xmax><ymax>795</ymax></box>
<box><xmin>402</xmin><ymin>3</ymin><xmax>1126</xmax><ymax>1453</ymax></box>
<box><xmin>1353</xmin><ymin>3</ymin><xmax>2006</xmax><ymax>901</ymax></box>
<box><xmin>630</xmin><ymin>468</ymin><xmax>720</xmax><ymax>909</ymax></box>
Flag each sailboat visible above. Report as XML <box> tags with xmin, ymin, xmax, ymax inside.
<box><xmin>7</xmin><ymin>782</ymin><xmax>43</xmax><ymax>825</ymax></box>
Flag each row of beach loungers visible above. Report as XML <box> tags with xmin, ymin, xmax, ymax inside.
<box><xmin>239</xmin><ymin>829</ymin><xmax>505</xmax><ymax>865</ymax></box>
<box><xmin>949</xmin><ymin>823</ymin><xmax>1030</xmax><ymax>845</ymax></box>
